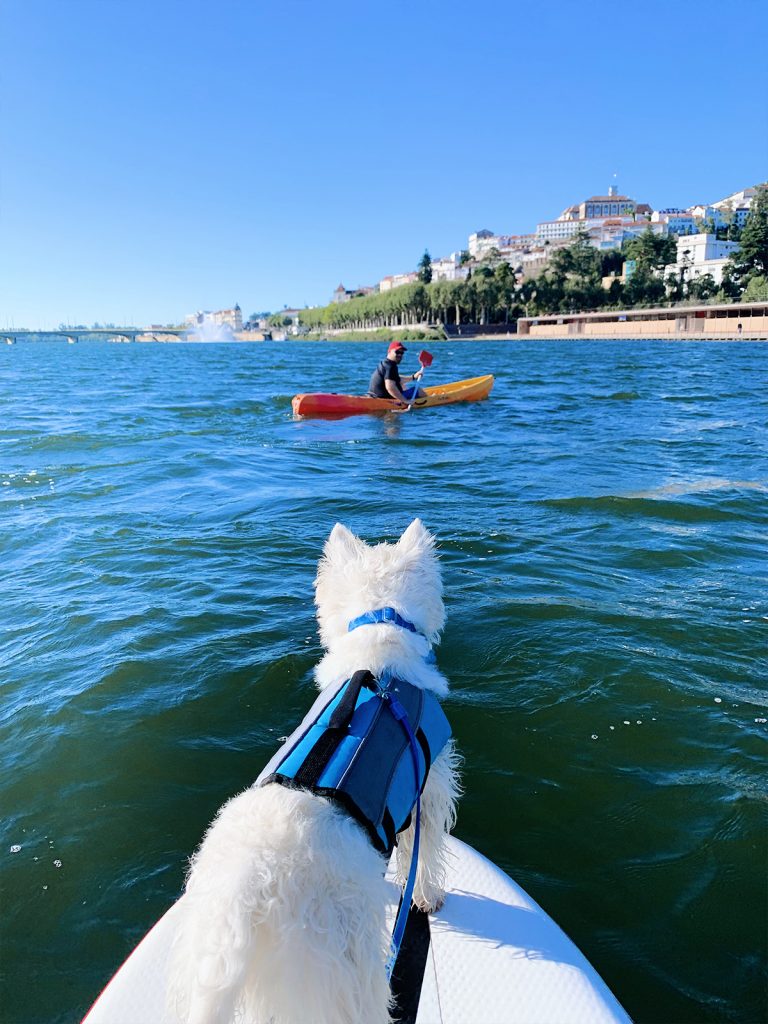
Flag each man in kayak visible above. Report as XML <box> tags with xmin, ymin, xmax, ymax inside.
<box><xmin>368</xmin><ymin>341</ymin><xmax>424</xmax><ymax>405</ymax></box>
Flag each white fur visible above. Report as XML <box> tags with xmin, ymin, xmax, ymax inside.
<box><xmin>168</xmin><ymin>520</ymin><xmax>460</xmax><ymax>1024</ymax></box>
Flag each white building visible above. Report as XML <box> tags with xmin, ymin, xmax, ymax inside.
<box><xmin>651</xmin><ymin>209</ymin><xmax>698</xmax><ymax>235</ymax></box>
<box><xmin>587</xmin><ymin>218</ymin><xmax>665</xmax><ymax>250</ymax></box>
<box><xmin>536</xmin><ymin>186</ymin><xmax>652</xmax><ymax>245</ymax></box>
<box><xmin>665</xmin><ymin>233</ymin><xmax>739</xmax><ymax>286</ymax></box>
<box><xmin>681</xmin><ymin>233</ymin><xmax>738</xmax><ymax>263</ymax></box>
<box><xmin>732</xmin><ymin>207</ymin><xmax>752</xmax><ymax>229</ymax></box>
<box><xmin>536</xmin><ymin>216</ymin><xmax>656</xmax><ymax>247</ymax></box>
<box><xmin>378</xmin><ymin>272</ymin><xmax>418</xmax><ymax>292</ymax></box>
<box><xmin>688</xmin><ymin>204</ymin><xmax>727</xmax><ymax>228</ymax></box>
<box><xmin>493</xmin><ymin>236</ymin><xmax>537</xmax><ymax>270</ymax></box>
<box><xmin>332</xmin><ymin>283</ymin><xmax>353</xmax><ymax>304</ymax></box>
<box><xmin>712</xmin><ymin>186</ymin><xmax>761</xmax><ymax>229</ymax></box>
<box><xmin>213</xmin><ymin>305</ymin><xmax>243</xmax><ymax>330</ymax></box>
<box><xmin>556</xmin><ymin>187</ymin><xmax>646</xmax><ymax>221</ymax></box>
<box><xmin>712</xmin><ymin>186</ymin><xmax>760</xmax><ymax>212</ymax></box>
<box><xmin>430</xmin><ymin>252</ymin><xmax>470</xmax><ymax>281</ymax></box>
<box><xmin>185</xmin><ymin>305</ymin><xmax>243</xmax><ymax>331</ymax></box>
<box><xmin>466</xmin><ymin>232</ymin><xmax>538</xmax><ymax>266</ymax></box>
<box><xmin>331</xmin><ymin>283</ymin><xmax>376</xmax><ymax>304</ymax></box>
<box><xmin>535</xmin><ymin>219</ymin><xmax>585</xmax><ymax>243</ymax></box>
<box><xmin>579</xmin><ymin>193</ymin><xmax>638</xmax><ymax>219</ymax></box>
<box><xmin>467</xmin><ymin>230</ymin><xmax>497</xmax><ymax>259</ymax></box>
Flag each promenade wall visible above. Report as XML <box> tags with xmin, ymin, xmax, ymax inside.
<box><xmin>518</xmin><ymin>302</ymin><xmax>768</xmax><ymax>340</ymax></box>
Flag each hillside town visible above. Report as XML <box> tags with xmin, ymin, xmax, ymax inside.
<box><xmin>232</xmin><ymin>182</ymin><xmax>762</xmax><ymax>338</ymax></box>
<box><xmin>333</xmin><ymin>184</ymin><xmax>757</xmax><ymax>302</ymax></box>
<box><xmin>113</xmin><ymin>181</ymin><xmax>765</xmax><ymax>343</ymax></box>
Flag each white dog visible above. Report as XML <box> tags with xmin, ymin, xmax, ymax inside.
<box><xmin>168</xmin><ymin>520</ymin><xmax>461</xmax><ymax>1024</ymax></box>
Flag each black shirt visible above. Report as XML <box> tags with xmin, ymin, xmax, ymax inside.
<box><xmin>368</xmin><ymin>358</ymin><xmax>401</xmax><ymax>398</ymax></box>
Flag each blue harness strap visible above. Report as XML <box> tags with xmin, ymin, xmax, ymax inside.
<box><xmin>382</xmin><ymin>685</ymin><xmax>423</xmax><ymax>980</ymax></box>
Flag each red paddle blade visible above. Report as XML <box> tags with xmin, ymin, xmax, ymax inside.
<box><xmin>419</xmin><ymin>350</ymin><xmax>433</xmax><ymax>367</ymax></box>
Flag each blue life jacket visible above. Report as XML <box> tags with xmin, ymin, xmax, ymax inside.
<box><xmin>261</xmin><ymin>670</ymin><xmax>451</xmax><ymax>856</ymax></box>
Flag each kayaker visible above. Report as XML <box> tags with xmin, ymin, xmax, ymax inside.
<box><xmin>368</xmin><ymin>341</ymin><xmax>424</xmax><ymax>405</ymax></box>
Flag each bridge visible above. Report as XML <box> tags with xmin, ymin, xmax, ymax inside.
<box><xmin>1</xmin><ymin>328</ymin><xmax>188</xmax><ymax>344</ymax></box>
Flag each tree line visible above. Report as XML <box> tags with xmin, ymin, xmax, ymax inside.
<box><xmin>296</xmin><ymin>186</ymin><xmax>768</xmax><ymax>331</ymax></box>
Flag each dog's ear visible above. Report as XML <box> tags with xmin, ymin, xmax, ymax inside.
<box><xmin>396</xmin><ymin>518</ymin><xmax>436</xmax><ymax>557</ymax></box>
<box><xmin>323</xmin><ymin>523</ymin><xmax>365</xmax><ymax>563</ymax></box>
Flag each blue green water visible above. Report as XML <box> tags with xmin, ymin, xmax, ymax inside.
<box><xmin>1</xmin><ymin>339</ymin><xmax>766</xmax><ymax>1024</ymax></box>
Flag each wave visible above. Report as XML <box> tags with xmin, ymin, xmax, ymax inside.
<box><xmin>540</xmin><ymin>494</ymin><xmax>740</xmax><ymax>523</ymax></box>
<box><xmin>625</xmin><ymin>478</ymin><xmax>767</xmax><ymax>499</ymax></box>
<box><xmin>590</xmin><ymin>390</ymin><xmax>640</xmax><ymax>401</ymax></box>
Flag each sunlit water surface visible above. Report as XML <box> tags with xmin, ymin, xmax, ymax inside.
<box><xmin>1</xmin><ymin>339</ymin><xmax>766</xmax><ymax>1024</ymax></box>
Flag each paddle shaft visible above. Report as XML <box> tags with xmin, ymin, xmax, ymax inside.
<box><xmin>404</xmin><ymin>350</ymin><xmax>432</xmax><ymax>411</ymax></box>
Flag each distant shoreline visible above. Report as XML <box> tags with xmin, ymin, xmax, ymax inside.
<box><xmin>3</xmin><ymin>333</ymin><xmax>766</xmax><ymax>344</ymax></box>
<box><xmin>288</xmin><ymin>334</ymin><xmax>768</xmax><ymax>342</ymax></box>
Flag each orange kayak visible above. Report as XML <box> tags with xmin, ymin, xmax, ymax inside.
<box><xmin>292</xmin><ymin>374</ymin><xmax>494</xmax><ymax>418</ymax></box>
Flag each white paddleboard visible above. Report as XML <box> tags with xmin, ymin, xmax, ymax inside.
<box><xmin>83</xmin><ymin>835</ymin><xmax>630</xmax><ymax>1023</ymax></box>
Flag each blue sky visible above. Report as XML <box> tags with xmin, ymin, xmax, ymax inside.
<box><xmin>2</xmin><ymin>0</ymin><xmax>767</xmax><ymax>328</ymax></box>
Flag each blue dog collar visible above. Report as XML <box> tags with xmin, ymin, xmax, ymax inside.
<box><xmin>348</xmin><ymin>606</ymin><xmax>420</xmax><ymax>634</ymax></box>
<box><xmin>347</xmin><ymin>607</ymin><xmax>436</xmax><ymax>664</ymax></box>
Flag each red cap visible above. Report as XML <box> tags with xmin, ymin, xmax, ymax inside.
<box><xmin>388</xmin><ymin>341</ymin><xmax>407</xmax><ymax>354</ymax></box>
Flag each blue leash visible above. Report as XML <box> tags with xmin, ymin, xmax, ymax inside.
<box><xmin>345</xmin><ymin>613</ymin><xmax>431</xmax><ymax>978</ymax></box>
<box><xmin>380</xmin><ymin>683</ymin><xmax>423</xmax><ymax>980</ymax></box>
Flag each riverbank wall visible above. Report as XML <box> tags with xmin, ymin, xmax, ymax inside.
<box><xmin>517</xmin><ymin>300</ymin><xmax>768</xmax><ymax>340</ymax></box>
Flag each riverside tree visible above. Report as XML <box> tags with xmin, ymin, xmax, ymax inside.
<box><xmin>519</xmin><ymin>229</ymin><xmax>608</xmax><ymax>314</ymax></box>
<box><xmin>417</xmin><ymin>250</ymin><xmax>433</xmax><ymax>284</ymax></box>
<box><xmin>624</xmin><ymin>265</ymin><xmax>666</xmax><ymax>308</ymax></box>
<box><xmin>622</xmin><ymin>228</ymin><xmax>677</xmax><ymax>271</ymax></box>
<box><xmin>686</xmin><ymin>273</ymin><xmax>718</xmax><ymax>302</ymax></box>
<box><xmin>727</xmin><ymin>184</ymin><xmax>768</xmax><ymax>291</ymax></box>
<box><xmin>494</xmin><ymin>262</ymin><xmax>516</xmax><ymax>323</ymax></box>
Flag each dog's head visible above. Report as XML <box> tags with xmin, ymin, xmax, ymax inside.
<box><xmin>314</xmin><ymin>520</ymin><xmax>445</xmax><ymax>649</ymax></box>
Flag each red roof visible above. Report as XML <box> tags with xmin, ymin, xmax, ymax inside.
<box><xmin>584</xmin><ymin>195</ymin><xmax>633</xmax><ymax>203</ymax></box>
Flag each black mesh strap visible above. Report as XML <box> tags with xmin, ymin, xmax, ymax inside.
<box><xmin>381</xmin><ymin>808</ymin><xmax>397</xmax><ymax>853</ymax></box>
<box><xmin>416</xmin><ymin>728</ymin><xmax>432</xmax><ymax>782</ymax></box>
<box><xmin>293</xmin><ymin>670</ymin><xmax>374</xmax><ymax>788</ymax></box>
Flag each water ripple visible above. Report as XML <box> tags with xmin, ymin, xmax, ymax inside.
<box><xmin>1</xmin><ymin>339</ymin><xmax>767</xmax><ymax>1024</ymax></box>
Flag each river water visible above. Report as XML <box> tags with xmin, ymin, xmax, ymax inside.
<box><xmin>1</xmin><ymin>339</ymin><xmax>766</xmax><ymax>1024</ymax></box>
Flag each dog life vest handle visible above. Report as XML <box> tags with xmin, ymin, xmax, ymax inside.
<box><xmin>383</xmin><ymin>691</ymin><xmax>422</xmax><ymax>980</ymax></box>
